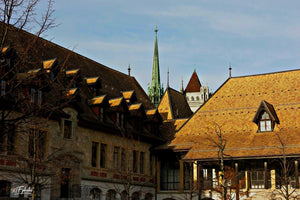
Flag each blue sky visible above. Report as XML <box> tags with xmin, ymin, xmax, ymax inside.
<box><xmin>42</xmin><ymin>0</ymin><xmax>300</xmax><ymax>93</ymax></box>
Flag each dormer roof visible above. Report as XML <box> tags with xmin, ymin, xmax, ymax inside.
<box><xmin>185</xmin><ymin>70</ymin><xmax>201</xmax><ymax>93</ymax></box>
<box><xmin>121</xmin><ymin>90</ymin><xmax>137</xmax><ymax>104</ymax></box>
<box><xmin>66</xmin><ymin>88</ymin><xmax>78</xmax><ymax>97</ymax></box>
<box><xmin>88</xmin><ymin>95</ymin><xmax>108</xmax><ymax>106</ymax></box>
<box><xmin>43</xmin><ymin>58</ymin><xmax>57</xmax><ymax>70</ymax></box>
<box><xmin>65</xmin><ymin>69</ymin><xmax>80</xmax><ymax>77</ymax></box>
<box><xmin>253</xmin><ymin>100</ymin><xmax>279</xmax><ymax>124</ymax></box>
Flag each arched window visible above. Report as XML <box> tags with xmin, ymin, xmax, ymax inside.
<box><xmin>196</xmin><ymin>96</ymin><xmax>199</xmax><ymax>101</ymax></box>
<box><xmin>90</xmin><ymin>188</ymin><xmax>101</xmax><ymax>199</ymax></box>
<box><xmin>131</xmin><ymin>192</ymin><xmax>140</xmax><ymax>200</ymax></box>
<box><xmin>106</xmin><ymin>190</ymin><xmax>116</xmax><ymax>200</ymax></box>
<box><xmin>145</xmin><ymin>193</ymin><xmax>153</xmax><ymax>200</ymax></box>
<box><xmin>0</xmin><ymin>180</ymin><xmax>11</xmax><ymax>197</ymax></box>
<box><xmin>121</xmin><ymin>190</ymin><xmax>128</xmax><ymax>200</ymax></box>
<box><xmin>259</xmin><ymin>111</ymin><xmax>271</xmax><ymax>132</ymax></box>
<box><xmin>191</xmin><ymin>96</ymin><xmax>194</xmax><ymax>101</ymax></box>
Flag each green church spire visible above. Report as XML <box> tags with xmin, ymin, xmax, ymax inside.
<box><xmin>148</xmin><ymin>25</ymin><xmax>163</xmax><ymax>107</ymax></box>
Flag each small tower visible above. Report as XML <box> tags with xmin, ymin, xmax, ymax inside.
<box><xmin>184</xmin><ymin>69</ymin><xmax>211</xmax><ymax>112</ymax></box>
<box><xmin>148</xmin><ymin>26</ymin><xmax>163</xmax><ymax>107</ymax></box>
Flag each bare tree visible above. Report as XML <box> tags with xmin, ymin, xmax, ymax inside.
<box><xmin>271</xmin><ymin>129</ymin><xmax>299</xmax><ymax>200</ymax></box>
<box><xmin>203</xmin><ymin>122</ymin><xmax>247</xmax><ymax>200</ymax></box>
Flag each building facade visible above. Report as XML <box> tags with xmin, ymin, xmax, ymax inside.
<box><xmin>0</xmin><ymin>25</ymin><xmax>164</xmax><ymax>200</ymax></box>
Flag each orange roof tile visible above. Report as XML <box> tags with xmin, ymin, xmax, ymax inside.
<box><xmin>185</xmin><ymin>70</ymin><xmax>201</xmax><ymax>92</ymax></box>
<box><xmin>129</xmin><ymin>103</ymin><xmax>142</xmax><ymax>111</ymax></box>
<box><xmin>171</xmin><ymin>70</ymin><xmax>300</xmax><ymax>160</ymax></box>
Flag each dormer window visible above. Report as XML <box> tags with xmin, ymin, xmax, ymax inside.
<box><xmin>1</xmin><ymin>80</ymin><xmax>6</xmax><ymax>96</ymax></box>
<box><xmin>259</xmin><ymin>111</ymin><xmax>271</xmax><ymax>132</ymax></box>
<box><xmin>253</xmin><ymin>100</ymin><xmax>279</xmax><ymax>133</ymax></box>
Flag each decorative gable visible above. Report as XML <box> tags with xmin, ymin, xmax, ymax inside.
<box><xmin>253</xmin><ymin>100</ymin><xmax>279</xmax><ymax>132</ymax></box>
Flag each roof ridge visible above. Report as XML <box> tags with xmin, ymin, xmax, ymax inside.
<box><xmin>13</xmin><ymin>23</ymin><xmax>131</xmax><ymax>78</ymax></box>
<box><xmin>231</xmin><ymin>68</ymin><xmax>300</xmax><ymax>79</ymax></box>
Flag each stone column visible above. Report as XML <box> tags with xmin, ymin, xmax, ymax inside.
<box><xmin>264</xmin><ymin>161</ymin><xmax>268</xmax><ymax>189</ymax></box>
<box><xmin>295</xmin><ymin>160</ymin><xmax>299</xmax><ymax>189</ymax></box>
<box><xmin>271</xmin><ymin>169</ymin><xmax>276</xmax><ymax>189</ymax></box>
<box><xmin>235</xmin><ymin>162</ymin><xmax>239</xmax><ymax>200</ymax></box>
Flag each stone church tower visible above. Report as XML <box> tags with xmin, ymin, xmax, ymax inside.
<box><xmin>184</xmin><ymin>70</ymin><xmax>210</xmax><ymax>112</ymax></box>
<box><xmin>148</xmin><ymin>26</ymin><xmax>163</xmax><ymax>107</ymax></box>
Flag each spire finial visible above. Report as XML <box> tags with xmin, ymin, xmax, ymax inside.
<box><xmin>167</xmin><ymin>68</ymin><xmax>169</xmax><ymax>88</ymax></box>
<box><xmin>154</xmin><ymin>25</ymin><xmax>158</xmax><ymax>34</ymax></box>
<box><xmin>128</xmin><ymin>64</ymin><xmax>131</xmax><ymax>76</ymax></box>
<box><xmin>180</xmin><ymin>78</ymin><xmax>184</xmax><ymax>93</ymax></box>
<box><xmin>229</xmin><ymin>63</ymin><xmax>232</xmax><ymax>78</ymax></box>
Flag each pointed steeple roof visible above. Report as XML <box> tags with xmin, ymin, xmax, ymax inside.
<box><xmin>148</xmin><ymin>25</ymin><xmax>163</xmax><ymax>107</ymax></box>
<box><xmin>185</xmin><ymin>69</ymin><xmax>202</xmax><ymax>92</ymax></box>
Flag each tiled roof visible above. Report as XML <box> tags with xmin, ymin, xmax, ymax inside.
<box><xmin>4</xmin><ymin>26</ymin><xmax>154</xmax><ymax>109</ymax></box>
<box><xmin>171</xmin><ymin>70</ymin><xmax>300</xmax><ymax>160</ymax></box>
<box><xmin>158</xmin><ymin>87</ymin><xmax>193</xmax><ymax>120</ymax></box>
<box><xmin>155</xmin><ymin>118</ymin><xmax>188</xmax><ymax>150</ymax></box>
<box><xmin>185</xmin><ymin>70</ymin><xmax>201</xmax><ymax>92</ymax></box>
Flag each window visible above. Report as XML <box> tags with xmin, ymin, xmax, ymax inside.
<box><xmin>106</xmin><ymin>190</ymin><xmax>116</xmax><ymax>200</ymax></box>
<box><xmin>30</xmin><ymin>88</ymin><xmax>36</xmax><ymax>103</ymax></box>
<box><xmin>259</xmin><ymin>111</ymin><xmax>272</xmax><ymax>132</ymax></box>
<box><xmin>0</xmin><ymin>125</ymin><xmax>15</xmax><ymax>155</ymax></box>
<box><xmin>196</xmin><ymin>96</ymin><xmax>199</xmax><ymax>101</ymax></box>
<box><xmin>140</xmin><ymin>152</ymin><xmax>145</xmax><ymax>174</ymax></box>
<box><xmin>63</xmin><ymin>120</ymin><xmax>72</xmax><ymax>139</ymax></box>
<box><xmin>184</xmin><ymin>163</ymin><xmax>193</xmax><ymax>190</ymax></box>
<box><xmin>99</xmin><ymin>107</ymin><xmax>104</xmax><ymax>121</ymax></box>
<box><xmin>61</xmin><ymin>168</ymin><xmax>71</xmax><ymax>198</ymax></box>
<box><xmin>89</xmin><ymin>188</ymin><xmax>101</xmax><ymax>200</ymax></box>
<box><xmin>191</xmin><ymin>96</ymin><xmax>194</xmax><ymax>101</ymax></box>
<box><xmin>0</xmin><ymin>180</ymin><xmax>11</xmax><ymax>197</ymax></box>
<box><xmin>37</xmin><ymin>90</ymin><xmax>42</xmax><ymax>106</ymax></box>
<box><xmin>100</xmin><ymin>143</ymin><xmax>106</xmax><ymax>168</ymax></box>
<box><xmin>116</xmin><ymin>112</ymin><xmax>125</xmax><ymax>128</ymax></box>
<box><xmin>28</xmin><ymin>128</ymin><xmax>46</xmax><ymax>159</ymax></box>
<box><xmin>250</xmin><ymin>171</ymin><xmax>265</xmax><ymax>189</ymax></box>
<box><xmin>160</xmin><ymin>160</ymin><xmax>180</xmax><ymax>190</ymax></box>
<box><xmin>113</xmin><ymin>146</ymin><xmax>120</xmax><ymax>169</ymax></box>
<box><xmin>186</xmin><ymin>97</ymin><xmax>189</xmax><ymax>101</ymax></box>
<box><xmin>121</xmin><ymin>148</ymin><xmax>126</xmax><ymax>171</ymax></box>
<box><xmin>1</xmin><ymin>80</ymin><xmax>6</xmax><ymax>96</ymax></box>
<box><xmin>133</xmin><ymin>150</ymin><xmax>138</xmax><ymax>173</ymax></box>
<box><xmin>91</xmin><ymin>142</ymin><xmax>98</xmax><ymax>167</ymax></box>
